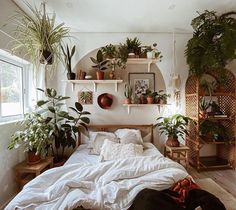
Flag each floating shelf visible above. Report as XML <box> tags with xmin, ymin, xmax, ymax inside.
<box><xmin>62</xmin><ymin>80</ymin><xmax>123</xmax><ymax>92</ymax></box>
<box><xmin>126</xmin><ymin>58</ymin><xmax>159</xmax><ymax>72</ymax></box>
<box><xmin>123</xmin><ymin>103</ymin><xmax>171</xmax><ymax>114</ymax></box>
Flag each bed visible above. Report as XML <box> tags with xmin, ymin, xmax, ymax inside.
<box><xmin>5</xmin><ymin>124</ymin><xmax>189</xmax><ymax>210</ymax></box>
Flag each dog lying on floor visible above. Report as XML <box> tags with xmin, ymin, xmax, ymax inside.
<box><xmin>130</xmin><ymin>188</ymin><xmax>226</xmax><ymax>210</ymax></box>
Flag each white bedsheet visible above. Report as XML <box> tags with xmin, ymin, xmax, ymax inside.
<box><xmin>5</xmin><ymin>144</ymin><xmax>188</xmax><ymax>210</ymax></box>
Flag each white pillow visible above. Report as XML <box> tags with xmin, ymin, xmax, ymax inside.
<box><xmin>100</xmin><ymin>139</ymin><xmax>143</xmax><ymax>162</ymax></box>
<box><xmin>90</xmin><ymin>133</ymin><xmax>119</xmax><ymax>155</ymax></box>
<box><xmin>115</xmin><ymin>129</ymin><xmax>143</xmax><ymax>145</ymax></box>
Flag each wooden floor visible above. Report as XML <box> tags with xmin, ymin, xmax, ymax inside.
<box><xmin>188</xmin><ymin>167</ymin><xmax>236</xmax><ymax>198</ymax></box>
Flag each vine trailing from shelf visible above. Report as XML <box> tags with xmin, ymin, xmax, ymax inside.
<box><xmin>185</xmin><ymin>10</ymin><xmax>236</xmax><ymax>78</ymax></box>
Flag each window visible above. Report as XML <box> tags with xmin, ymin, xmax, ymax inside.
<box><xmin>0</xmin><ymin>50</ymin><xmax>29</xmax><ymax>123</ymax></box>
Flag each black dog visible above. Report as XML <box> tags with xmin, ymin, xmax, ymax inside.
<box><xmin>130</xmin><ymin>188</ymin><xmax>185</xmax><ymax>210</ymax></box>
<box><xmin>186</xmin><ymin>189</ymin><xmax>226</xmax><ymax>210</ymax></box>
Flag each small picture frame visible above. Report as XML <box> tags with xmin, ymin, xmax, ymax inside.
<box><xmin>128</xmin><ymin>72</ymin><xmax>155</xmax><ymax>97</ymax></box>
<box><xmin>78</xmin><ymin>91</ymin><xmax>93</xmax><ymax>105</ymax></box>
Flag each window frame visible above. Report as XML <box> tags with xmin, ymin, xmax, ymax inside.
<box><xmin>0</xmin><ymin>52</ymin><xmax>28</xmax><ymax>123</ymax></box>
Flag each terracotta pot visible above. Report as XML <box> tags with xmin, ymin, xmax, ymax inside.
<box><xmin>27</xmin><ymin>151</ymin><xmax>41</xmax><ymax>165</ymax></box>
<box><xmin>140</xmin><ymin>95</ymin><xmax>147</xmax><ymax>104</ymax></box>
<box><xmin>146</xmin><ymin>96</ymin><xmax>154</xmax><ymax>104</ymax></box>
<box><xmin>40</xmin><ymin>50</ymin><xmax>53</xmax><ymax>65</ymax></box>
<box><xmin>67</xmin><ymin>72</ymin><xmax>76</xmax><ymax>80</ymax></box>
<box><xmin>124</xmin><ymin>98</ymin><xmax>131</xmax><ymax>104</ymax></box>
<box><xmin>96</xmin><ymin>71</ymin><xmax>105</xmax><ymax>80</ymax></box>
<box><xmin>199</xmin><ymin>111</ymin><xmax>207</xmax><ymax>119</ymax></box>
<box><xmin>166</xmin><ymin>136</ymin><xmax>180</xmax><ymax>147</ymax></box>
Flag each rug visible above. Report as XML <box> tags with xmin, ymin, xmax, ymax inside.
<box><xmin>196</xmin><ymin>178</ymin><xmax>236</xmax><ymax>210</ymax></box>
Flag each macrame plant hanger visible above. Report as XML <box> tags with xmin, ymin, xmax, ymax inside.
<box><xmin>171</xmin><ymin>31</ymin><xmax>181</xmax><ymax>109</ymax></box>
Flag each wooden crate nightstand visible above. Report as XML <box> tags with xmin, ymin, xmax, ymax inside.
<box><xmin>164</xmin><ymin>144</ymin><xmax>190</xmax><ymax>168</ymax></box>
<box><xmin>15</xmin><ymin>157</ymin><xmax>53</xmax><ymax>191</ymax></box>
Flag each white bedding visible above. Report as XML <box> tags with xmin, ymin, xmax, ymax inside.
<box><xmin>6</xmin><ymin>143</ymin><xmax>188</xmax><ymax>210</ymax></box>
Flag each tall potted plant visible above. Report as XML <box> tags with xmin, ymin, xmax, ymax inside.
<box><xmin>37</xmin><ymin>88</ymin><xmax>91</xmax><ymax>165</ymax></box>
<box><xmin>154</xmin><ymin>114</ymin><xmax>193</xmax><ymax>147</ymax></box>
<box><xmin>61</xmin><ymin>45</ymin><xmax>76</xmax><ymax>80</ymax></box>
<box><xmin>8</xmin><ymin>112</ymin><xmax>52</xmax><ymax>165</ymax></box>
<box><xmin>10</xmin><ymin>2</ymin><xmax>69</xmax><ymax>72</ymax></box>
<box><xmin>90</xmin><ymin>50</ymin><xmax>109</xmax><ymax>80</ymax></box>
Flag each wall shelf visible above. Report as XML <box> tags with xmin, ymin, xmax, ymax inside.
<box><xmin>123</xmin><ymin>103</ymin><xmax>170</xmax><ymax>114</ymax></box>
<box><xmin>126</xmin><ymin>58</ymin><xmax>159</xmax><ymax>72</ymax></box>
<box><xmin>62</xmin><ymin>80</ymin><xmax>123</xmax><ymax>92</ymax></box>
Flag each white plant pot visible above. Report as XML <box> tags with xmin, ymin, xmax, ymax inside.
<box><xmin>146</xmin><ymin>52</ymin><xmax>153</xmax><ymax>59</ymax></box>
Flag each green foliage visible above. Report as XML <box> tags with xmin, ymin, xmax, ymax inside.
<box><xmin>36</xmin><ymin>88</ymin><xmax>91</xmax><ymax>161</ymax></box>
<box><xmin>8</xmin><ymin>112</ymin><xmax>52</xmax><ymax>158</ymax></box>
<box><xmin>185</xmin><ymin>10</ymin><xmax>236</xmax><ymax>77</ymax></box>
<box><xmin>199</xmin><ymin>79</ymin><xmax>216</xmax><ymax>95</ymax></box>
<box><xmin>101</xmin><ymin>44</ymin><xmax>117</xmax><ymax>59</ymax></box>
<box><xmin>126</xmin><ymin>37</ymin><xmax>141</xmax><ymax>53</ymax></box>
<box><xmin>199</xmin><ymin>98</ymin><xmax>211</xmax><ymax>111</ymax></box>
<box><xmin>9</xmin><ymin>2</ymin><xmax>69</xmax><ymax>72</ymax></box>
<box><xmin>199</xmin><ymin>120</ymin><xmax>229</xmax><ymax>142</ymax></box>
<box><xmin>90</xmin><ymin>50</ymin><xmax>109</xmax><ymax>71</ymax></box>
<box><xmin>154</xmin><ymin>114</ymin><xmax>193</xmax><ymax>140</ymax></box>
<box><xmin>61</xmin><ymin>45</ymin><xmax>76</xmax><ymax>73</ymax></box>
<box><xmin>124</xmin><ymin>83</ymin><xmax>133</xmax><ymax>99</ymax></box>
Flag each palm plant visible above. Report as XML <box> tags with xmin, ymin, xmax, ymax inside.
<box><xmin>11</xmin><ymin>1</ymin><xmax>69</xmax><ymax>71</ymax></box>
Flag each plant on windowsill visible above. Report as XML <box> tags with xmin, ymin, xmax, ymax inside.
<box><xmin>36</xmin><ymin>88</ymin><xmax>91</xmax><ymax>166</ymax></box>
<box><xmin>8</xmin><ymin>112</ymin><xmax>52</xmax><ymax>165</ymax></box>
<box><xmin>185</xmin><ymin>10</ymin><xmax>236</xmax><ymax>78</ymax></box>
<box><xmin>154</xmin><ymin>114</ymin><xmax>194</xmax><ymax>147</ymax></box>
<box><xmin>61</xmin><ymin>44</ymin><xmax>76</xmax><ymax>80</ymax></box>
<box><xmin>90</xmin><ymin>50</ymin><xmax>109</xmax><ymax>80</ymax></box>
<box><xmin>9</xmin><ymin>1</ymin><xmax>69</xmax><ymax>75</ymax></box>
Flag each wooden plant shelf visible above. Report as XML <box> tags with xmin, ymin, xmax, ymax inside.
<box><xmin>126</xmin><ymin>58</ymin><xmax>159</xmax><ymax>72</ymax></box>
<box><xmin>62</xmin><ymin>80</ymin><xmax>123</xmax><ymax>92</ymax></box>
<box><xmin>199</xmin><ymin>156</ymin><xmax>231</xmax><ymax>170</ymax></box>
<box><xmin>123</xmin><ymin>103</ymin><xmax>171</xmax><ymax>114</ymax></box>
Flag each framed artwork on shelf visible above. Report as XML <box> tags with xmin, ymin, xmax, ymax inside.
<box><xmin>78</xmin><ymin>91</ymin><xmax>93</xmax><ymax>105</ymax></box>
<box><xmin>128</xmin><ymin>72</ymin><xmax>155</xmax><ymax>97</ymax></box>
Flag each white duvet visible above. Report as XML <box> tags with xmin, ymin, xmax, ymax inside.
<box><xmin>6</xmin><ymin>155</ymin><xmax>188</xmax><ymax>210</ymax></box>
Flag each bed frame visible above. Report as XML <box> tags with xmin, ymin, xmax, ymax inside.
<box><xmin>80</xmin><ymin>124</ymin><xmax>154</xmax><ymax>144</ymax></box>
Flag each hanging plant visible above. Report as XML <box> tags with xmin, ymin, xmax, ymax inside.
<box><xmin>185</xmin><ymin>10</ymin><xmax>236</xmax><ymax>77</ymax></box>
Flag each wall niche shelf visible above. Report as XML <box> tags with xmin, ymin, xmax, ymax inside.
<box><xmin>62</xmin><ymin>80</ymin><xmax>123</xmax><ymax>92</ymax></box>
<box><xmin>123</xmin><ymin>103</ymin><xmax>170</xmax><ymax>114</ymax></box>
<box><xmin>126</xmin><ymin>58</ymin><xmax>159</xmax><ymax>72</ymax></box>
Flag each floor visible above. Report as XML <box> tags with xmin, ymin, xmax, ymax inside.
<box><xmin>188</xmin><ymin>167</ymin><xmax>236</xmax><ymax>198</ymax></box>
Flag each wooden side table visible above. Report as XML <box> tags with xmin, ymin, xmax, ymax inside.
<box><xmin>15</xmin><ymin>157</ymin><xmax>53</xmax><ymax>191</ymax></box>
<box><xmin>164</xmin><ymin>144</ymin><xmax>190</xmax><ymax>168</ymax></box>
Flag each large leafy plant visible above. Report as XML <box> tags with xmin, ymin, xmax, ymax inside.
<box><xmin>185</xmin><ymin>10</ymin><xmax>236</xmax><ymax>77</ymax></box>
<box><xmin>90</xmin><ymin>50</ymin><xmax>109</xmax><ymax>72</ymax></box>
<box><xmin>154</xmin><ymin>114</ymin><xmax>192</xmax><ymax>140</ymax></box>
<box><xmin>37</xmin><ymin>88</ymin><xmax>90</xmax><ymax>161</ymax></box>
<box><xmin>8</xmin><ymin>112</ymin><xmax>52</xmax><ymax>158</ymax></box>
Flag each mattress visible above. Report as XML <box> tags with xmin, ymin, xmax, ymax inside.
<box><xmin>65</xmin><ymin>142</ymin><xmax>163</xmax><ymax>165</ymax></box>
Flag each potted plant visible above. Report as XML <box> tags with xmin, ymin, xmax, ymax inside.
<box><xmin>126</xmin><ymin>37</ymin><xmax>142</xmax><ymax>57</ymax></box>
<box><xmin>156</xmin><ymin>90</ymin><xmax>170</xmax><ymax>104</ymax></box>
<box><xmin>101</xmin><ymin>44</ymin><xmax>117</xmax><ymax>59</ymax></box>
<box><xmin>143</xmin><ymin>43</ymin><xmax>163</xmax><ymax>60</ymax></box>
<box><xmin>61</xmin><ymin>44</ymin><xmax>76</xmax><ymax>80</ymax></box>
<box><xmin>154</xmin><ymin>114</ymin><xmax>193</xmax><ymax>147</ymax></box>
<box><xmin>37</xmin><ymin>88</ymin><xmax>91</xmax><ymax>165</ymax></box>
<box><xmin>10</xmin><ymin>2</ymin><xmax>69</xmax><ymax>71</ymax></box>
<box><xmin>199</xmin><ymin>120</ymin><xmax>229</xmax><ymax>142</ymax></box>
<box><xmin>124</xmin><ymin>84</ymin><xmax>132</xmax><ymax>104</ymax></box>
<box><xmin>8</xmin><ymin>112</ymin><xmax>52</xmax><ymax>165</ymax></box>
<box><xmin>199</xmin><ymin>98</ymin><xmax>210</xmax><ymax>118</ymax></box>
<box><xmin>199</xmin><ymin>79</ymin><xmax>216</xmax><ymax>96</ymax></box>
<box><xmin>185</xmin><ymin>10</ymin><xmax>236</xmax><ymax>77</ymax></box>
<box><xmin>145</xmin><ymin>89</ymin><xmax>158</xmax><ymax>104</ymax></box>
<box><xmin>90</xmin><ymin>50</ymin><xmax>109</xmax><ymax>80</ymax></box>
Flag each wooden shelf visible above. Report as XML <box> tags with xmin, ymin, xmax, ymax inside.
<box><xmin>126</xmin><ymin>58</ymin><xmax>159</xmax><ymax>72</ymax></box>
<box><xmin>62</xmin><ymin>80</ymin><xmax>123</xmax><ymax>92</ymax></box>
<box><xmin>199</xmin><ymin>156</ymin><xmax>231</xmax><ymax>170</ymax></box>
<box><xmin>123</xmin><ymin>103</ymin><xmax>171</xmax><ymax>114</ymax></box>
<box><xmin>199</xmin><ymin>92</ymin><xmax>235</xmax><ymax>97</ymax></box>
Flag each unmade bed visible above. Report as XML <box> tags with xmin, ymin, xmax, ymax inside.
<box><xmin>5</xmin><ymin>124</ymin><xmax>189</xmax><ymax>210</ymax></box>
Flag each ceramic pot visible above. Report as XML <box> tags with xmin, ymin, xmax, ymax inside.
<box><xmin>146</xmin><ymin>96</ymin><xmax>154</xmax><ymax>104</ymax></box>
<box><xmin>67</xmin><ymin>72</ymin><xmax>76</xmax><ymax>80</ymax></box>
<box><xmin>124</xmin><ymin>98</ymin><xmax>131</xmax><ymax>104</ymax></box>
<box><xmin>166</xmin><ymin>136</ymin><xmax>180</xmax><ymax>147</ymax></box>
<box><xmin>96</xmin><ymin>71</ymin><xmax>104</xmax><ymax>80</ymax></box>
<box><xmin>146</xmin><ymin>51</ymin><xmax>153</xmax><ymax>59</ymax></box>
<box><xmin>27</xmin><ymin>151</ymin><xmax>41</xmax><ymax>165</ymax></box>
